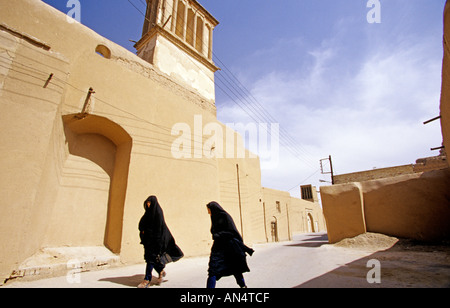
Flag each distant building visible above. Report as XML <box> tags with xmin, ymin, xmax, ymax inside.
<box><xmin>333</xmin><ymin>152</ymin><xmax>448</xmax><ymax>185</ymax></box>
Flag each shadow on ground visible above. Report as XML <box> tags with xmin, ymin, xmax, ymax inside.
<box><xmin>284</xmin><ymin>233</ymin><xmax>329</xmax><ymax>248</ymax></box>
<box><xmin>98</xmin><ymin>274</ymin><xmax>169</xmax><ymax>288</ymax></box>
<box><xmin>295</xmin><ymin>239</ymin><xmax>450</xmax><ymax>288</ymax></box>
<box><xmin>98</xmin><ymin>274</ymin><xmax>144</xmax><ymax>287</ymax></box>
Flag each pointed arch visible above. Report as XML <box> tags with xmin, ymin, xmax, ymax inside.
<box><xmin>61</xmin><ymin>114</ymin><xmax>132</xmax><ymax>253</ymax></box>
<box><xmin>307</xmin><ymin>213</ymin><xmax>315</xmax><ymax>233</ymax></box>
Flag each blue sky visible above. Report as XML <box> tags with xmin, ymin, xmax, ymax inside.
<box><xmin>42</xmin><ymin>0</ymin><xmax>446</xmax><ymax>198</ymax></box>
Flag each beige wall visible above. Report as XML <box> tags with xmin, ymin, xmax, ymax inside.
<box><xmin>136</xmin><ymin>0</ymin><xmax>219</xmax><ymax>109</ymax></box>
<box><xmin>0</xmin><ymin>14</ymin><xmax>70</xmax><ymax>278</ymax></box>
<box><xmin>262</xmin><ymin>187</ymin><xmax>326</xmax><ymax>243</ymax></box>
<box><xmin>333</xmin><ymin>157</ymin><xmax>448</xmax><ymax>185</ymax></box>
<box><xmin>321</xmin><ymin>183</ymin><xmax>366</xmax><ymax>244</ymax></box>
<box><xmin>262</xmin><ymin>188</ymin><xmax>292</xmax><ymax>242</ymax></box>
<box><xmin>137</xmin><ymin>32</ymin><xmax>217</xmax><ymax>103</ymax></box>
<box><xmin>0</xmin><ymin>0</ymin><xmax>325</xmax><ymax>282</ymax></box>
<box><xmin>216</xmin><ymin>129</ymin><xmax>266</xmax><ymax>243</ymax></box>
<box><xmin>322</xmin><ymin>169</ymin><xmax>450</xmax><ymax>243</ymax></box>
<box><xmin>0</xmin><ymin>0</ymin><xmax>221</xmax><ymax>279</ymax></box>
<box><xmin>333</xmin><ymin>165</ymin><xmax>414</xmax><ymax>185</ymax></box>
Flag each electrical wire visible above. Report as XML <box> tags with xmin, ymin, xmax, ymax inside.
<box><xmin>5</xmin><ymin>0</ymin><xmax>324</xmax><ymax>190</ymax></box>
<box><xmin>123</xmin><ymin>0</ymin><xmax>320</xmax><ymax>172</ymax></box>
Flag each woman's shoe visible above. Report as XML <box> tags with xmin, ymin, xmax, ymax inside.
<box><xmin>155</xmin><ymin>270</ymin><xmax>166</xmax><ymax>285</ymax></box>
<box><xmin>159</xmin><ymin>270</ymin><xmax>166</xmax><ymax>278</ymax></box>
<box><xmin>137</xmin><ymin>280</ymin><xmax>150</xmax><ymax>288</ymax></box>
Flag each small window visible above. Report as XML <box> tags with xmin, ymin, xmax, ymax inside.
<box><xmin>195</xmin><ymin>16</ymin><xmax>203</xmax><ymax>53</ymax></box>
<box><xmin>95</xmin><ymin>44</ymin><xmax>111</xmax><ymax>59</ymax></box>
<box><xmin>301</xmin><ymin>185</ymin><xmax>313</xmax><ymax>201</ymax></box>
<box><xmin>175</xmin><ymin>1</ymin><xmax>185</xmax><ymax>39</ymax></box>
<box><xmin>276</xmin><ymin>201</ymin><xmax>281</xmax><ymax>213</ymax></box>
<box><xmin>186</xmin><ymin>9</ymin><xmax>195</xmax><ymax>47</ymax></box>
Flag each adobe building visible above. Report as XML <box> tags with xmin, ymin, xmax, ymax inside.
<box><xmin>0</xmin><ymin>0</ymin><xmax>325</xmax><ymax>283</ymax></box>
<box><xmin>333</xmin><ymin>152</ymin><xmax>448</xmax><ymax>185</ymax></box>
<box><xmin>321</xmin><ymin>1</ymin><xmax>450</xmax><ymax>244</ymax></box>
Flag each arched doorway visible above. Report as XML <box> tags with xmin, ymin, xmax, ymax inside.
<box><xmin>45</xmin><ymin>114</ymin><xmax>132</xmax><ymax>254</ymax></box>
<box><xmin>271</xmin><ymin>216</ymin><xmax>279</xmax><ymax>242</ymax></box>
<box><xmin>307</xmin><ymin>213</ymin><xmax>315</xmax><ymax>233</ymax></box>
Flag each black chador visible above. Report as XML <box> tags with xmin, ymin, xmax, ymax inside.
<box><xmin>206</xmin><ymin>201</ymin><xmax>254</xmax><ymax>288</ymax></box>
<box><xmin>138</xmin><ymin>196</ymin><xmax>183</xmax><ymax>287</ymax></box>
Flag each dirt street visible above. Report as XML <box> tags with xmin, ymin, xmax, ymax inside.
<box><xmin>2</xmin><ymin>232</ymin><xmax>449</xmax><ymax>288</ymax></box>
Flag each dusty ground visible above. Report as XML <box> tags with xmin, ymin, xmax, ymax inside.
<box><xmin>2</xmin><ymin>232</ymin><xmax>449</xmax><ymax>288</ymax></box>
<box><xmin>302</xmin><ymin>232</ymin><xmax>450</xmax><ymax>288</ymax></box>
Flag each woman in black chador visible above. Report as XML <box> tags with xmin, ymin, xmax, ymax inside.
<box><xmin>138</xmin><ymin>196</ymin><xmax>184</xmax><ymax>288</ymax></box>
<box><xmin>206</xmin><ymin>201</ymin><xmax>254</xmax><ymax>288</ymax></box>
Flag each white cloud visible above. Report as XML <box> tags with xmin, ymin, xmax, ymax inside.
<box><xmin>216</xmin><ymin>22</ymin><xmax>443</xmax><ymax>198</ymax></box>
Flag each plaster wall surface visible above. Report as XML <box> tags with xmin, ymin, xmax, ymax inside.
<box><xmin>322</xmin><ymin>169</ymin><xmax>450</xmax><ymax>243</ymax></box>
<box><xmin>0</xmin><ymin>0</ymin><xmax>325</xmax><ymax>282</ymax></box>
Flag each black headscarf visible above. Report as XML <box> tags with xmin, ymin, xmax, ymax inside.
<box><xmin>139</xmin><ymin>196</ymin><xmax>184</xmax><ymax>265</ymax></box>
<box><xmin>207</xmin><ymin>201</ymin><xmax>243</xmax><ymax>242</ymax></box>
<box><xmin>206</xmin><ymin>201</ymin><xmax>254</xmax><ymax>279</ymax></box>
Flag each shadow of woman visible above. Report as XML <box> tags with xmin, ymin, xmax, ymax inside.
<box><xmin>98</xmin><ymin>274</ymin><xmax>168</xmax><ymax>287</ymax></box>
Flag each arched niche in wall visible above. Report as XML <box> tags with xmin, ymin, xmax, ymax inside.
<box><xmin>58</xmin><ymin>114</ymin><xmax>132</xmax><ymax>254</ymax></box>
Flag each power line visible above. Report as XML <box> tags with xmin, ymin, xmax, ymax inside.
<box><xmin>213</xmin><ymin>55</ymin><xmax>318</xmax><ymax>162</ymax></box>
<box><xmin>125</xmin><ymin>0</ymin><xmax>319</xmax><ymax>168</ymax></box>
<box><xmin>8</xmin><ymin>0</ymin><xmax>324</xmax><ymax>191</ymax></box>
<box><xmin>287</xmin><ymin>168</ymin><xmax>321</xmax><ymax>192</ymax></box>
<box><xmin>123</xmin><ymin>0</ymin><xmax>323</xmax><ymax>194</ymax></box>
<box><xmin>118</xmin><ymin>0</ymin><xmax>326</xmax><ymax>190</ymax></box>
<box><xmin>126</xmin><ymin>0</ymin><xmax>146</xmax><ymax>16</ymax></box>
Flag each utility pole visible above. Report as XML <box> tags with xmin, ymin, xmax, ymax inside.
<box><xmin>262</xmin><ymin>202</ymin><xmax>268</xmax><ymax>242</ymax></box>
<box><xmin>320</xmin><ymin>155</ymin><xmax>335</xmax><ymax>184</ymax></box>
<box><xmin>236</xmin><ymin>164</ymin><xmax>244</xmax><ymax>239</ymax></box>
<box><xmin>329</xmin><ymin>155</ymin><xmax>335</xmax><ymax>184</ymax></box>
<box><xmin>285</xmin><ymin>203</ymin><xmax>291</xmax><ymax>241</ymax></box>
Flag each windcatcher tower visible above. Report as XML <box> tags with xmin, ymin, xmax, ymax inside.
<box><xmin>135</xmin><ymin>0</ymin><xmax>219</xmax><ymax>103</ymax></box>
